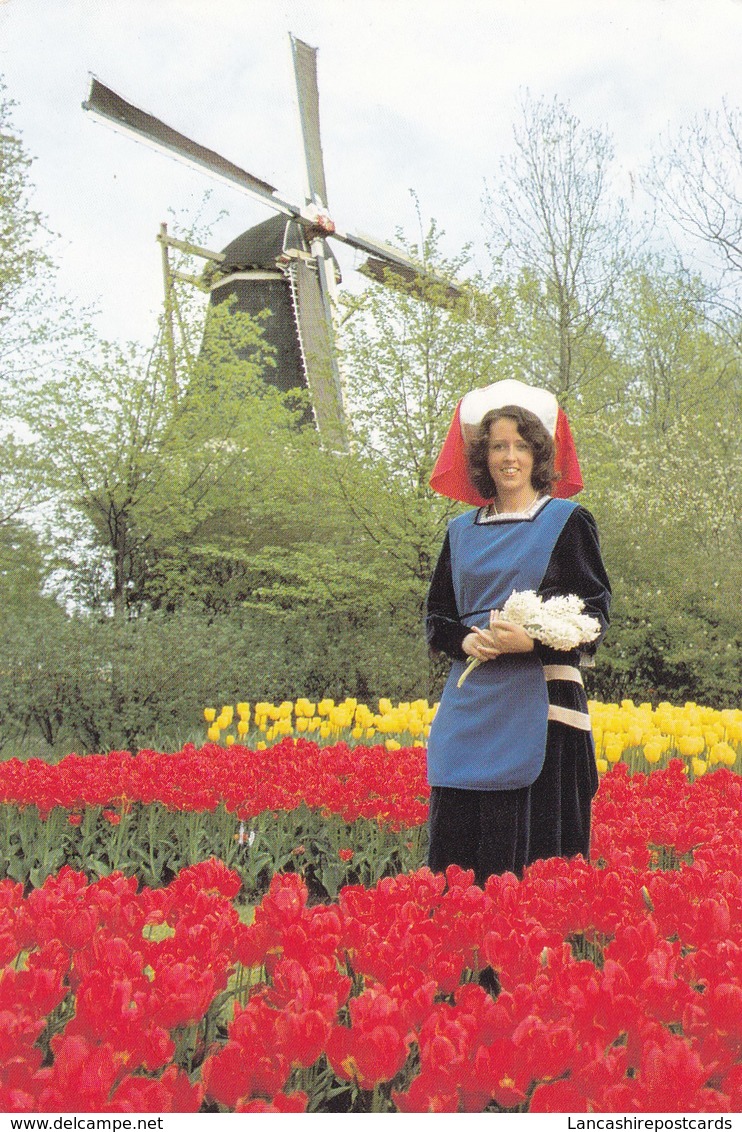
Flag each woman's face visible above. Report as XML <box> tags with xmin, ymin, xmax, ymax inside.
<box><xmin>487</xmin><ymin>417</ymin><xmax>535</xmax><ymax>498</ymax></box>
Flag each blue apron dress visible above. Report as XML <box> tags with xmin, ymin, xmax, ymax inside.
<box><xmin>426</xmin><ymin>498</ymin><xmax>577</xmax><ymax>791</ymax></box>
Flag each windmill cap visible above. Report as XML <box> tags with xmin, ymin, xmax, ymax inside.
<box><xmin>219</xmin><ymin>215</ymin><xmax>302</xmax><ymax>271</ymax></box>
<box><xmin>459</xmin><ymin>380</ymin><xmax>559</xmax><ymax>442</ymax></box>
<box><xmin>217</xmin><ymin>214</ymin><xmax>342</xmax><ymax>280</ymax></box>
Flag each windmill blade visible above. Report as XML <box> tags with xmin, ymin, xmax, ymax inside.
<box><xmin>290</xmin><ymin>254</ymin><xmax>348</xmax><ymax>451</ymax></box>
<box><xmin>331</xmin><ymin>227</ymin><xmax>423</xmax><ymax>274</ymax></box>
<box><xmin>290</xmin><ymin>36</ymin><xmax>329</xmax><ymax>210</ymax></box>
<box><xmin>333</xmin><ymin>227</ymin><xmax>462</xmax><ymax>303</ymax></box>
<box><xmin>83</xmin><ymin>77</ymin><xmax>301</xmax><ymax>218</ymax></box>
<box><xmin>358</xmin><ymin>256</ymin><xmax>462</xmax><ymax>305</ymax></box>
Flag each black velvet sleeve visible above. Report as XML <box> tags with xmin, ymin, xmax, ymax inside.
<box><xmin>534</xmin><ymin>505</ymin><xmax>612</xmax><ymax>664</ymax></box>
<box><xmin>425</xmin><ymin>530</ymin><xmax>470</xmax><ymax>660</ymax></box>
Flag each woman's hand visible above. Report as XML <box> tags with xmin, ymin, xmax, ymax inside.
<box><xmin>463</xmin><ymin>611</ymin><xmax>534</xmax><ymax>661</ymax></box>
<box><xmin>489</xmin><ymin>616</ymin><xmax>535</xmax><ymax>654</ymax></box>
<box><xmin>462</xmin><ymin>626</ymin><xmax>499</xmax><ymax>662</ymax></box>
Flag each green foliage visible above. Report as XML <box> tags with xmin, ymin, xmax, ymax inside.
<box><xmin>574</xmin><ymin>255</ymin><xmax>741</xmax><ymax>708</ymax></box>
<box><xmin>0</xmin><ymin>77</ymin><xmax>52</xmax><ymax>336</ymax></box>
<box><xmin>0</xmin><ymin>799</ymin><xmax>428</xmax><ymax>900</ymax></box>
<box><xmin>15</xmin><ymin>298</ymin><xmax>296</xmax><ymax>615</ymax></box>
<box><xmin>590</xmin><ymin>581</ymin><xmax>740</xmax><ymax>709</ymax></box>
<box><xmin>0</xmin><ymin>520</ymin><xmax>48</xmax><ymax>611</ymax></box>
<box><xmin>0</xmin><ymin>605</ymin><xmax>431</xmax><ymax>757</ymax></box>
<box><xmin>590</xmin><ymin>457</ymin><xmax>741</xmax><ymax>709</ymax></box>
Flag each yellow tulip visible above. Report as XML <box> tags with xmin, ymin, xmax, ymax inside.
<box><xmin>236</xmin><ymin>702</ymin><xmax>250</xmax><ymax>719</ymax></box>
<box><xmin>643</xmin><ymin>740</ymin><xmax>664</xmax><ymax>764</ymax></box>
<box><xmin>595</xmin><ymin>758</ymin><xmax>608</xmax><ymax>774</ymax></box>
<box><xmin>204</xmin><ymin>707</ymin><xmax>216</xmax><ymax>722</ymax></box>
<box><xmin>226</xmin><ymin>735</ymin><xmax>235</xmax><ymax>747</ymax></box>
<box><xmin>237</xmin><ymin>720</ymin><xmax>249</xmax><ymax>737</ymax></box>
<box><xmin>709</xmin><ymin>742</ymin><xmax>736</xmax><ymax>767</ymax></box>
<box><xmin>677</xmin><ymin>735</ymin><xmax>705</xmax><ymax>758</ymax></box>
<box><xmin>691</xmin><ymin>757</ymin><xmax>707</xmax><ymax>777</ymax></box>
<box><xmin>207</xmin><ymin>724</ymin><xmax>220</xmax><ymax>742</ymax></box>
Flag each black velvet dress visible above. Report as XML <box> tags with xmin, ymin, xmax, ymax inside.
<box><xmin>425</xmin><ymin>503</ymin><xmax>611</xmax><ymax>884</ymax></box>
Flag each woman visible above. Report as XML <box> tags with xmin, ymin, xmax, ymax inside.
<box><xmin>425</xmin><ymin>381</ymin><xmax>611</xmax><ymax>883</ymax></box>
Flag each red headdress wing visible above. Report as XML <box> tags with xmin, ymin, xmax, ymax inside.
<box><xmin>429</xmin><ymin>380</ymin><xmax>583</xmax><ymax>504</ymax></box>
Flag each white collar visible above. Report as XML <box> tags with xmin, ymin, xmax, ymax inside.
<box><xmin>477</xmin><ymin>495</ymin><xmax>551</xmax><ymax>524</ymax></box>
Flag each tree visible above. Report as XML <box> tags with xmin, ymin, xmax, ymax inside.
<box><xmin>575</xmin><ymin>256</ymin><xmax>741</xmax><ymax>706</ymax></box>
<box><xmin>0</xmin><ymin>78</ymin><xmax>52</xmax><ymax>522</ymax></box>
<box><xmin>646</xmin><ymin>101</ymin><xmax>742</xmax><ymax>334</ymax></box>
<box><xmin>0</xmin><ymin>78</ymin><xmax>52</xmax><ymax>351</ymax></box>
<box><xmin>0</xmin><ymin>519</ymin><xmax>49</xmax><ymax>612</ymax></box>
<box><xmin>611</xmin><ymin>258</ymin><xmax>734</xmax><ymax>433</ymax></box>
<box><xmin>483</xmin><ymin>92</ymin><xmax>634</xmax><ymax>411</ymax></box>
<box><xmin>16</xmin><ymin>294</ymin><xmax>291</xmax><ymax>616</ymax></box>
<box><xmin>0</xmin><ymin>76</ymin><xmax>94</xmax><ymax>528</ymax></box>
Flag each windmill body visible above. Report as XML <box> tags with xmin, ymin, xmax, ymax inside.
<box><xmin>209</xmin><ymin>213</ymin><xmax>344</xmax><ymax>438</ymax></box>
<box><xmin>83</xmin><ymin>35</ymin><xmax>458</xmax><ymax>450</ymax></box>
<box><xmin>212</xmin><ymin>219</ymin><xmax>309</xmax><ymax>399</ymax></box>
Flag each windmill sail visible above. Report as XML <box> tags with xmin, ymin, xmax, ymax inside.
<box><xmin>291</xmin><ymin>36</ymin><xmax>330</xmax><ymax>209</ymax></box>
<box><xmin>292</xmin><ymin>257</ymin><xmax>347</xmax><ymax>450</ymax></box>
<box><xmin>83</xmin><ymin>78</ymin><xmax>298</xmax><ymax>217</ymax></box>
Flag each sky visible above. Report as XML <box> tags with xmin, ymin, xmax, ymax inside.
<box><xmin>1</xmin><ymin>0</ymin><xmax>741</xmax><ymax>345</ymax></box>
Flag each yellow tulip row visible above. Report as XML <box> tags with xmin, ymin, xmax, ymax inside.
<box><xmin>203</xmin><ymin>697</ymin><xmax>436</xmax><ymax>751</ymax></box>
<box><xmin>590</xmin><ymin>699</ymin><xmax>741</xmax><ymax>776</ymax></box>
<box><xmin>202</xmin><ymin>696</ymin><xmax>741</xmax><ymax>773</ymax></box>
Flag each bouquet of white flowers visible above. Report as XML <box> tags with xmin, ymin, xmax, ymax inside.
<box><xmin>457</xmin><ymin>590</ymin><xmax>602</xmax><ymax>687</ymax></box>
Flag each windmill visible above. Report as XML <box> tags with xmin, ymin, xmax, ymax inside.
<box><xmin>83</xmin><ymin>35</ymin><xmax>458</xmax><ymax>451</ymax></box>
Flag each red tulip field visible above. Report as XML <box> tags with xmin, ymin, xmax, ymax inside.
<box><xmin>0</xmin><ymin>703</ymin><xmax>740</xmax><ymax>1113</ymax></box>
